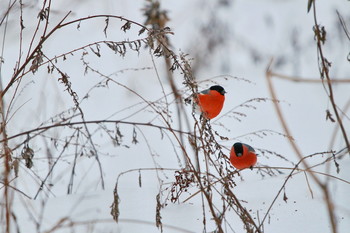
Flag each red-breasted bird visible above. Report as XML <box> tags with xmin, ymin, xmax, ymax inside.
<box><xmin>185</xmin><ymin>85</ymin><xmax>226</xmax><ymax>119</ymax></box>
<box><xmin>230</xmin><ymin>143</ymin><xmax>257</xmax><ymax>169</ymax></box>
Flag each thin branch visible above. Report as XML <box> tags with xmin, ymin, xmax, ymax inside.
<box><xmin>1</xmin><ymin>11</ymin><xmax>72</xmax><ymax>98</ymax></box>
<box><xmin>265</xmin><ymin>58</ymin><xmax>341</xmax><ymax>233</ymax></box>
<box><xmin>0</xmin><ymin>180</ymin><xmax>32</xmax><ymax>199</ymax></box>
<box><xmin>336</xmin><ymin>10</ymin><xmax>350</xmax><ymax>41</ymax></box>
<box><xmin>0</xmin><ymin>119</ymin><xmax>192</xmax><ymax>143</ymax></box>
<box><xmin>312</xmin><ymin>5</ymin><xmax>350</xmax><ymax>156</ymax></box>
<box><xmin>270</xmin><ymin>71</ymin><xmax>350</xmax><ymax>83</ymax></box>
<box><xmin>258</xmin><ymin>151</ymin><xmax>333</xmax><ymax>229</ymax></box>
<box><xmin>33</xmin><ymin>133</ymin><xmax>75</xmax><ymax>199</ymax></box>
<box><xmin>0</xmin><ymin>0</ymin><xmax>17</xmax><ymax>26</ymax></box>
<box><xmin>266</xmin><ymin>59</ymin><xmax>323</xmax><ymax>187</ymax></box>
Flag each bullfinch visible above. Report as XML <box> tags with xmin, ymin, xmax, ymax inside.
<box><xmin>230</xmin><ymin>142</ymin><xmax>257</xmax><ymax>169</ymax></box>
<box><xmin>186</xmin><ymin>85</ymin><xmax>226</xmax><ymax>119</ymax></box>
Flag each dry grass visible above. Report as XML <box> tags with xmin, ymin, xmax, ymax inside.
<box><xmin>0</xmin><ymin>0</ymin><xmax>349</xmax><ymax>233</ymax></box>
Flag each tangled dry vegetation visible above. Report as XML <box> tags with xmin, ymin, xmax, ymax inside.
<box><xmin>0</xmin><ymin>0</ymin><xmax>349</xmax><ymax>233</ymax></box>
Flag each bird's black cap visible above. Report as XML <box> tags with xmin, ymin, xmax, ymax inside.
<box><xmin>233</xmin><ymin>143</ymin><xmax>243</xmax><ymax>157</ymax></box>
<box><xmin>210</xmin><ymin>85</ymin><xmax>226</xmax><ymax>95</ymax></box>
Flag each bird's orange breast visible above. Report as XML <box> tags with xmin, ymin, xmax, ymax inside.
<box><xmin>197</xmin><ymin>90</ymin><xmax>225</xmax><ymax>119</ymax></box>
<box><xmin>230</xmin><ymin>145</ymin><xmax>257</xmax><ymax>169</ymax></box>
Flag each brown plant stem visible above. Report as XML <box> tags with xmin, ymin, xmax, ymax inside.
<box><xmin>312</xmin><ymin>3</ymin><xmax>350</xmax><ymax>156</ymax></box>
<box><xmin>266</xmin><ymin>59</ymin><xmax>338</xmax><ymax>233</ymax></box>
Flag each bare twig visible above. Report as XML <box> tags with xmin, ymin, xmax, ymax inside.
<box><xmin>266</xmin><ymin>58</ymin><xmax>338</xmax><ymax>233</ymax></box>
<box><xmin>270</xmin><ymin>71</ymin><xmax>350</xmax><ymax>83</ymax></box>
<box><xmin>0</xmin><ymin>119</ymin><xmax>192</xmax><ymax>144</ymax></box>
<box><xmin>33</xmin><ymin>133</ymin><xmax>76</xmax><ymax>199</ymax></box>
<box><xmin>312</xmin><ymin>5</ymin><xmax>350</xmax><ymax>156</ymax></box>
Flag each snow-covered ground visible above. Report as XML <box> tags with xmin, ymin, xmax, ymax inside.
<box><xmin>1</xmin><ymin>0</ymin><xmax>349</xmax><ymax>232</ymax></box>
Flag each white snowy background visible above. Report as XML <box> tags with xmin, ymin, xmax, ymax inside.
<box><xmin>1</xmin><ymin>0</ymin><xmax>350</xmax><ymax>232</ymax></box>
